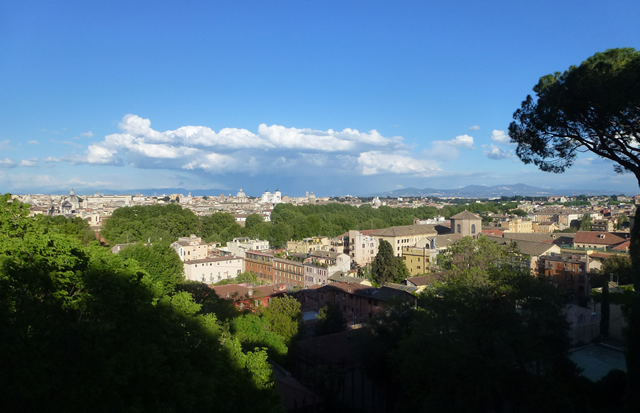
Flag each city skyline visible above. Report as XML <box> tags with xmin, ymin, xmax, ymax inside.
<box><xmin>1</xmin><ymin>0</ymin><xmax>639</xmax><ymax>196</ymax></box>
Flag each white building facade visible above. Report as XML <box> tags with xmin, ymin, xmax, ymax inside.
<box><xmin>184</xmin><ymin>256</ymin><xmax>244</xmax><ymax>284</ymax></box>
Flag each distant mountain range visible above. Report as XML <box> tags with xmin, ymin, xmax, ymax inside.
<box><xmin>77</xmin><ymin>188</ymin><xmax>230</xmax><ymax>197</ymax></box>
<box><xmin>371</xmin><ymin>184</ymin><xmax>626</xmax><ymax>198</ymax></box>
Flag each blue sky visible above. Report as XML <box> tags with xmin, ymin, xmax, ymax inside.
<box><xmin>1</xmin><ymin>0</ymin><xmax>639</xmax><ymax>196</ymax></box>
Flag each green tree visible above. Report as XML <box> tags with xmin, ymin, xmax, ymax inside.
<box><xmin>508</xmin><ymin>48</ymin><xmax>640</xmax><ymax>411</ymax></box>
<box><xmin>601</xmin><ymin>255</ymin><xmax>634</xmax><ymax>286</ymax></box>
<box><xmin>315</xmin><ymin>302</ymin><xmax>347</xmax><ymax>336</ymax></box>
<box><xmin>508</xmin><ymin>48</ymin><xmax>640</xmax><ymax>182</ymax></box>
<box><xmin>391</xmin><ymin>266</ymin><xmax>579</xmax><ymax>412</ymax></box>
<box><xmin>396</xmin><ymin>256</ymin><xmax>410</xmax><ymax>281</ymax></box>
<box><xmin>580</xmin><ymin>213</ymin><xmax>592</xmax><ymax>231</ymax></box>
<box><xmin>236</xmin><ymin>270</ymin><xmax>263</xmax><ymax>285</ymax></box>
<box><xmin>118</xmin><ymin>242</ymin><xmax>185</xmax><ymax>294</ymax></box>
<box><xmin>0</xmin><ymin>196</ymin><xmax>282</xmax><ymax>412</ymax></box>
<box><xmin>261</xmin><ymin>296</ymin><xmax>304</xmax><ymax>346</ymax></box>
<box><xmin>38</xmin><ymin>215</ymin><xmax>95</xmax><ymax>244</ymax></box>
<box><xmin>438</xmin><ymin>235</ymin><xmax>525</xmax><ymax>284</ymax></box>
<box><xmin>245</xmin><ymin>213</ymin><xmax>263</xmax><ymax>230</ymax></box>
<box><xmin>371</xmin><ymin>239</ymin><xmax>398</xmax><ymax>285</ymax></box>
<box><xmin>230</xmin><ymin>313</ymin><xmax>288</xmax><ymax>359</ymax></box>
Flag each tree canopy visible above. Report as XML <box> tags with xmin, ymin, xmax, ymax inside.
<box><xmin>362</xmin><ymin>237</ymin><xmax>581</xmax><ymax>412</ymax></box>
<box><xmin>0</xmin><ymin>194</ymin><xmax>283</xmax><ymax>412</ymax></box>
<box><xmin>509</xmin><ymin>48</ymin><xmax>640</xmax><ymax>185</ymax></box>
<box><xmin>371</xmin><ymin>240</ymin><xmax>400</xmax><ymax>285</ymax></box>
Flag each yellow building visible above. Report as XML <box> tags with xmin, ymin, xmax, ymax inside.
<box><xmin>370</xmin><ymin>224</ymin><xmax>438</xmax><ymax>257</ymax></box>
<box><xmin>499</xmin><ymin>219</ymin><xmax>533</xmax><ymax>233</ymax></box>
<box><xmin>286</xmin><ymin>236</ymin><xmax>333</xmax><ymax>253</ymax></box>
<box><xmin>401</xmin><ymin>246</ymin><xmax>430</xmax><ymax>276</ymax></box>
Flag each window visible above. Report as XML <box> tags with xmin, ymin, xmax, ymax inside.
<box><xmin>471</xmin><ymin>224</ymin><xmax>476</xmax><ymax>234</ymax></box>
<box><xmin>457</xmin><ymin>224</ymin><xmax>461</xmax><ymax>233</ymax></box>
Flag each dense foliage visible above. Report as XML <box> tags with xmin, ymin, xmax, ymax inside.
<box><xmin>38</xmin><ymin>214</ymin><xmax>96</xmax><ymax>244</ymax></box>
<box><xmin>314</xmin><ymin>302</ymin><xmax>348</xmax><ymax>336</ymax></box>
<box><xmin>100</xmin><ymin>201</ymin><xmax>531</xmax><ymax>248</ymax></box>
<box><xmin>0</xmin><ymin>195</ymin><xmax>285</xmax><ymax>412</ymax></box>
<box><xmin>371</xmin><ymin>240</ymin><xmax>409</xmax><ymax>285</ymax></box>
<box><xmin>509</xmin><ymin>48</ymin><xmax>640</xmax><ymax>182</ymax></box>
<box><xmin>362</xmin><ymin>237</ymin><xmax>583</xmax><ymax>412</ymax></box>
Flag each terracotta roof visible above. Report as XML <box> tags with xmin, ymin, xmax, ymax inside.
<box><xmin>210</xmin><ymin>283</ymin><xmax>287</xmax><ymax>300</ymax></box>
<box><xmin>573</xmin><ymin>231</ymin><xmax>626</xmax><ymax>246</ymax></box>
<box><xmin>450</xmin><ymin>210</ymin><xmax>482</xmax><ymax>220</ymax></box>
<box><xmin>482</xmin><ymin>229</ymin><xmax>504</xmax><ymax>236</ymax></box>
<box><xmin>613</xmin><ymin>240</ymin><xmax>630</xmax><ymax>251</ymax></box>
<box><xmin>589</xmin><ymin>253</ymin><xmax>614</xmax><ymax>259</ymax></box>
<box><xmin>406</xmin><ymin>273</ymin><xmax>444</xmax><ymax>286</ymax></box>
<box><xmin>370</xmin><ymin>224</ymin><xmax>437</xmax><ymax>237</ymax></box>
<box><xmin>184</xmin><ymin>255</ymin><xmax>242</xmax><ymax>265</ymax></box>
<box><xmin>485</xmin><ymin>235</ymin><xmax>559</xmax><ymax>256</ymax></box>
<box><xmin>309</xmin><ymin>250</ymin><xmax>342</xmax><ymax>259</ymax></box>
<box><xmin>328</xmin><ymin>273</ymin><xmax>369</xmax><ymax>284</ymax></box>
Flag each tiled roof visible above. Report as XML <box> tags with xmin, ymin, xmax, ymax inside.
<box><xmin>612</xmin><ymin>240</ymin><xmax>630</xmax><ymax>251</ymax></box>
<box><xmin>210</xmin><ymin>283</ymin><xmax>287</xmax><ymax>300</ymax></box>
<box><xmin>328</xmin><ymin>273</ymin><xmax>369</xmax><ymax>284</ymax></box>
<box><xmin>310</xmin><ymin>250</ymin><xmax>341</xmax><ymax>259</ymax></box>
<box><xmin>406</xmin><ymin>273</ymin><xmax>444</xmax><ymax>286</ymax></box>
<box><xmin>370</xmin><ymin>224</ymin><xmax>437</xmax><ymax>237</ymax></box>
<box><xmin>184</xmin><ymin>255</ymin><xmax>242</xmax><ymax>265</ymax></box>
<box><xmin>484</xmin><ymin>235</ymin><xmax>559</xmax><ymax>256</ymax></box>
<box><xmin>450</xmin><ymin>210</ymin><xmax>482</xmax><ymax>220</ymax></box>
<box><xmin>573</xmin><ymin>231</ymin><xmax>626</xmax><ymax>246</ymax></box>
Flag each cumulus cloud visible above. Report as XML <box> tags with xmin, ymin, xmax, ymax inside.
<box><xmin>490</xmin><ymin>130</ymin><xmax>511</xmax><ymax>145</ymax></box>
<box><xmin>426</xmin><ymin>134</ymin><xmax>475</xmax><ymax>160</ymax></box>
<box><xmin>358</xmin><ymin>151</ymin><xmax>441</xmax><ymax>176</ymax></box>
<box><xmin>483</xmin><ymin>144</ymin><xmax>514</xmax><ymax>160</ymax></box>
<box><xmin>80</xmin><ymin>131</ymin><xmax>94</xmax><ymax>137</ymax></box>
<box><xmin>86</xmin><ymin>145</ymin><xmax>118</xmax><ymax>164</ymax></box>
<box><xmin>449</xmin><ymin>134</ymin><xmax>475</xmax><ymax>149</ymax></box>
<box><xmin>28</xmin><ymin>140</ymin><xmax>39</xmax><ymax>145</ymax></box>
<box><xmin>0</xmin><ymin>158</ymin><xmax>16</xmax><ymax>168</ymax></box>
<box><xmin>469</xmin><ymin>125</ymin><xmax>480</xmax><ymax>131</ymax></box>
<box><xmin>20</xmin><ymin>159</ymin><xmax>37</xmax><ymax>167</ymax></box>
<box><xmin>76</xmin><ymin>114</ymin><xmax>412</xmax><ymax>178</ymax></box>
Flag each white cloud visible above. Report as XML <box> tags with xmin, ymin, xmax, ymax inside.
<box><xmin>28</xmin><ymin>140</ymin><xmax>39</xmax><ymax>145</ymax></box>
<box><xmin>575</xmin><ymin>157</ymin><xmax>594</xmax><ymax>166</ymax></box>
<box><xmin>483</xmin><ymin>144</ymin><xmax>514</xmax><ymax>160</ymax></box>
<box><xmin>469</xmin><ymin>125</ymin><xmax>480</xmax><ymax>131</ymax></box>
<box><xmin>490</xmin><ymin>130</ymin><xmax>511</xmax><ymax>145</ymax></box>
<box><xmin>426</xmin><ymin>134</ymin><xmax>475</xmax><ymax>160</ymax></box>
<box><xmin>357</xmin><ymin>151</ymin><xmax>441</xmax><ymax>176</ymax></box>
<box><xmin>76</xmin><ymin>114</ymin><xmax>411</xmax><ymax>177</ymax></box>
<box><xmin>182</xmin><ymin>152</ymin><xmax>243</xmax><ymax>173</ymax></box>
<box><xmin>449</xmin><ymin>134</ymin><xmax>474</xmax><ymax>149</ymax></box>
<box><xmin>0</xmin><ymin>140</ymin><xmax>10</xmax><ymax>149</ymax></box>
<box><xmin>80</xmin><ymin>131</ymin><xmax>94</xmax><ymax>137</ymax></box>
<box><xmin>0</xmin><ymin>158</ymin><xmax>16</xmax><ymax>168</ymax></box>
<box><xmin>86</xmin><ymin>145</ymin><xmax>118</xmax><ymax>164</ymax></box>
<box><xmin>20</xmin><ymin>159</ymin><xmax>37</xmax><ymax>167</ymax></box>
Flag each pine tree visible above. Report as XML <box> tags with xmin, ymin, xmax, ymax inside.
<box><xmin>371</xmin><ymin>240</ymin><xmax>398</xmax><ymax>285</ymax></box>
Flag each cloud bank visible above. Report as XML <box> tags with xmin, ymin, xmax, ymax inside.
<box><xmin>80</xmin><ymin>114</ymin><xmax>437</xmax><ymax>177</ymax></box>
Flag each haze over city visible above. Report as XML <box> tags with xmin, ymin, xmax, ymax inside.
<box><xmin>1</xmin><ymin>0</ymin><xmax>639</xmax><ymax>196</ymax></box>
